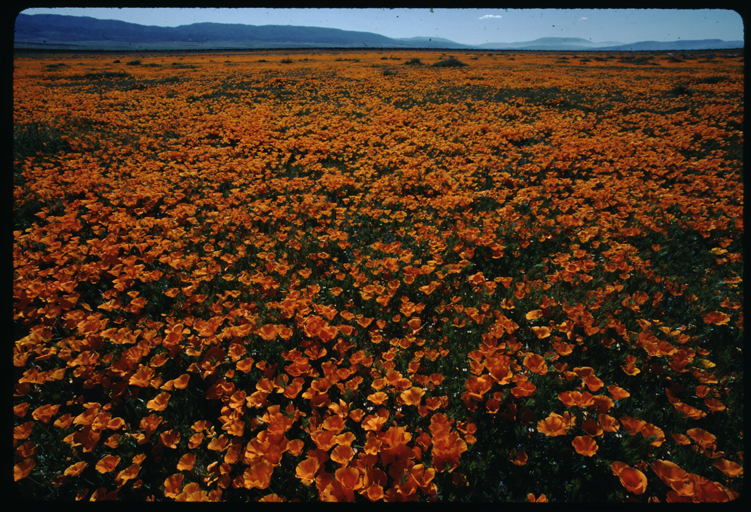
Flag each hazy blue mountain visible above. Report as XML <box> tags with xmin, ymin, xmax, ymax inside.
<box><xmin>478</xmin><ymin>36</ymin><xmax>742</xmax><ymax>51</ymax></box>
<box><xmin>14</xmin><ymin>14</ymin><xmax>743</xmax><ymax>51</ymax></box>
<box><xmin>394</xmin><ymin>36</ymin><xmax>468</xmax><ymax>49</ymax></box>
<box><xmin>597</xmin><ymin>39</ymin><xmax>744</xmax><ymax>51</ymax></box>
<box><xmin>487</xmin><ymin>37</ymin><xmax>613</xmax><ymax>47</ymax></box>
<box><xmin>14</xmin><ymin>14</ymin><xmax>404</xmax><ymax>49</ymax></box>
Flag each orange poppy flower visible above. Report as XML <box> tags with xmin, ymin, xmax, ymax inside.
<box><xmin>400</xmin><ymin>386</ymin><xmax>426</xmax><ymax>406</ymax></box>
<box><xmin>63</xmin><ymin>460</ymin><xmax>87</xmax><ymax>477</ymax></box>
<box><xmin>243</xmin><ymin>460</ymin><xmax>273</xmax><ymax>490</ymax></box>
<box><xmin>364</xmin><ymin>483</ymin><xmax>385</xmax><ymax>501</ymax></box>
<box><xmin>104</xmin><ymin>434</ymin><xmax>119</xmax><ymax>450</ymax></box>
<box><xmin>13</xmin><ymin>403</ymin><xmax>30</xmax><ymax>418</ymax></box>
<box><xmin>385</xmin><ymin>369</ymin><xmax>410</xmax><ymax>388</ymax></box>
<box><xmin>31</xmin><ymin>403</ymin><xmax>61</xmax><ymax>423</ymax></box>
<box><xmin>14</xmin><ymin>458</ymin><xmax>35</xmax><ymax>481</ymax></box>
<box><xmin>537</xmin><ymin>412</ymin><xmax>568</xmax><ymax>437</ymax></box>
<box><xmin>589</xmin><ymin>395</ymin><xmax>614</xmax><ymax>413</ymax></box>
<box><xmin>558</xmin><ymin>391</ymin><xmax>581</xmax><ymax>407</ymax></box>
<box><xmin>465</xmin><ymin>375</ymin><xmax>493</xmax><ymax>401</ymax></box>
<box><xmin>284</xmin><ymin>378</ymin><xmax>305</xmax><ymax>399</ymax></box>
<box><xmin>164</xmin><ymin>473</ymin><xmax>184</xmax><ymax>498</ymax></box>
<box><xmin>206</xmin><ymin>435</ymin><xmax>229</xmax><ymax>452</ymax></box>
<box><xmin>582</xmin><ymin>374</ymin><xmax>604</xmax><ymax>392</ymax></box>
<box><xmin>486</xmin><ymin>360</ymin><xmax>513</xmax><ymax>386</ymax></box>
<box><xmin>256</xmin><ymin>378</ymin><xmax>275</xmax><ymax>394</ymax></box>
<box><xmin>381</xmin><ymin>424</ymin><xmax>413</xmax><ymax>450</ymax></box>
<box><xmin>607</xmin><ymin>385</ymin><xmax>630</xmax><ymax>401</ymax></box>
<box><xmin>13</xmin><ymin>421</ymin><xmax>34</xmax><ymax>440</ymax></box>
<box><xmin>160</xmin><ymin>429</ymin><xmax>181</xmax><ymax>448</ymax></box>
<box><xmin>558</xmin><ymin>390</ymin><xmax>594</xmax><ymax>408</ymax></box>
<box><xmin>356</xmin><ymin>316</ymin><xmax>374</xmax><ymax>328</ymax></box>
<box><xmin>511</xmin><ymin>379</ymin><xmax>536</xmax><ymax>397</ymax></box>
<box><xmin>176</xmin><ymin>481</ymin><xmax>209</xmax><ymax>502</ymax></box>
<box><xmin>146</xmin><ymin>392</ymin><xmax>171</xmax><ymax>411</ymax></box>
<box><xmin>410</xmin><ymin>463</ymin><xmax>436</xmax><ymax>492</ymax></box>
<box><xmin>577</xmin><ymin>391</ymin><xmax>596</xmax><ymax>407</ymax></box>
<box><xmin>15</xmin><ymin>441</ymin><xmax>36</xmax><ymax>459</ymax></box>
<box><xmin>552</xmin><ymin>340</ymin><xmax>575</xmax><ymax>356</ymax></box>
<box><xmin>322</xmin><ymin>415</ymin><xmax>345</xmax><ymax>434</ymax></box>
<box><xmin>236</xmin><ymin>358</ymin><xmax>254</xmax><ymax>373</ymax></box>
<box><xmin>363</xmin><ymin>435</ymin><xmax>383</xmax><ymax>455</ymax></box>
<box><xmin>523</xmin><ymin>352</ymin><xmax>548</xmax><ymax>375</ymax></box>
<box><xmin>525</xmin><ymin>309</ymin><xmax>543</xmax><ymax>320</ymax></box>
<box><xmin>611</xmin><ymin>461</ymin><xmax>648</xmax><ymax>495</ymax></box>
<box><xmin>257</xmin><ymin>324</ymin><xmax>279</xmax><ymax>341</ymax></box>
<box><xmin>619</xmin><ymin>416</ymin><xmax>646</xmax><ymax>434</ymax></box>
<box><xmin>330</xmin><ymin>445</ymin><xmax>355</xmax><ymax>466</ymax></box>
<box><xmin>704</xmin><ymin>398</ymin><xmax>726</xmax><ymax>412</ymax></box>
<box><xmin>177</xmin><ymin>452</ymin><xmax>196</xmax><ymax>471</ymax></box>
<box><xmin>561</xmin><ymin>410</ymin><xmax>577</xmax><ymax>430</ymax></box>
<box><xmin>348</xmin><ymin>409</ymin><xmax>365</xmax><ymax>423</ymax></box>
<box><xmin>115</xmin><ymin>463</ymin><xmax>141</xmax><ymax>486</ymax></box>
<box><xmin>511</xmin><ymin>450</ymin><xmax>528</xmax><ymax>466</ymax></box>
<box><xmin>431</xmin><ymin>430</ymin><xmax>468</xmax><ymax>473</ymax></box>
<box><xmin>686</xmin><ymin>428</ymin><xmax>717</xmax><ymax>449</ymax></box>
<box><xmin>690</xmin><ymin>474</ymin><xmax>736</xmax><ymax>502</ymax></box>
<box><xmin>334</xmin><ymin>466</ymin><xmax>362</xmax><ymax>491</ymax></box>
<box><xmin>259</xmin><ymin>493</ymin><xmax>285</xmax><ymax>502</ymax></box>
<box><xmin>531</xmin><ymin>326</ymin><xmax>551</xmax><ymax>339</ymax></box>
<box><xmin>407</xmin><ymin>317</ymin><xmax>422</xmax><ymax>332</ymax></box>
<box><xmin>621</xmin><ymin>354</ymin><xmax>641</xmax><ymax>376</ymax></box>
<box><xmin>713</xmin><ymin>458</ymin><xmax>743</xmax><ymax>478</ymax></box>
<box><xmin>671</xmin><ymin>433</ymin><xmax>691</xmax><ymax>445</ymax></box>
<box><xmin>73</xmin><ymin>407</ymin><xmax>99</xmax><ymax>428</ymax></box>
<box><xmin>703</xmin><ymin>311</ymin><xmax>731</xmax><ymax>325</ymax></box>
<box><xmin>192</xmin><ymin>420</ymin><xmax>210</xmax><ymax>433</ymax></box>
<box><xmin>674</xmin><ymin>401</ymin><xmax>708</xmax><ymax>420</ymax></box>
<box><xmin>572</xmin><ymin>436</ymin><xmax>598</xmax><ymax>456</ymax></box>
<box><xmin>311</xmin><ymin>430</ymin><xmax>337</xmax><ymax>451</ymax></box>
<box><xmin>641</xmin><ymin>423</ymin><xmax>665</xmax><ymax>447</ymax></box>
<box><xmin>367</xmin><ymin>391</ymin><xmax>389</xmax><ymax>406</ymax></box>
<box><xmin>95</xmin><ymin>455</ymin><xmax>120</xmax><ymax>473</ymax></box>
<box><xmin>335</xmin><ymin>432</ymin><xmax>356</xmax><ymax>447</ymax></box>
<box><xmin>296</xmin><ymin>457</ymin><xmax>320</xmax><ymax>485</ymax></box>
<box><xmin>129</xmin><ymin>365</ymin><xmax>155</xmax><ymax>387</ymax></box>
<box><xmin>362</xmin><ymin>414</ymin><xmax>388</xmax><ymax>433</ymax></box>
<box><xmin>651</xmin><ymin>460</ymin><xmax>694</xmax><ymax>496</ymax></box>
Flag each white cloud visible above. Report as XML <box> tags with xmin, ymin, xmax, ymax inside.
<box><xmin>479</xmin><ymin>14</ymin><xmax>503</xmax><ymax>19</ymax></box>
<box><xmin>579</xmin><ymin>17</ymin><xmax>589</xmax><ymax>21</ymax></box>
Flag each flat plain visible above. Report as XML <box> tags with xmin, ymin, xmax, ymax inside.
<box><xmin>13</xmin><ymin>49</ymin><xmax>743</xmax><ymax>502</ymax></box>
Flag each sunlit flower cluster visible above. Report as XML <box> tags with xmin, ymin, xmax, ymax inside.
<box><xmin>13</xmin><ymin>50</ymin><xmax>742</xmax><ymax>502</ymax></box>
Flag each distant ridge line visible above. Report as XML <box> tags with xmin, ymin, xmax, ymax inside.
<box><xmin>14</xmin><ymin>13</ymin><xmax>744</xmax><ymax>51</ymax></box>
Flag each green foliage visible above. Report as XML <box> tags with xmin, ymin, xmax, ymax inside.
<box><xmin>14</xmin><ymin>122</ymin><xmax>69</xmax><ymax>160</ymax></box>
<box><xmin>431</xmin><ymin>56</ymin><xmax>467</xmax><ymax>68</ymax></box>
<box><xmin>82</xmin><ymin>71</ymin><xmax>133</xmax><ymax>80</ymax></box>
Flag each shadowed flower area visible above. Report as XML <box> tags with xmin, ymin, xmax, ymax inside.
<box><xmin>13</xmin><ymin>49</ymin><xmax>743</xmax><ymax>502</ymax></box>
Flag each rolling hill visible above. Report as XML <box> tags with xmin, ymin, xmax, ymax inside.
<box><xmin>14</xmin><ymin>13</ymin><xmax>744</xmax><ymax>51</ymax></box>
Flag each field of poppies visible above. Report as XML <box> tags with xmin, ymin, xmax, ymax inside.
<box><xmin>13</xmin><ymin>49</ymin><xmax>743</xmax><ymax>502</ymax></box>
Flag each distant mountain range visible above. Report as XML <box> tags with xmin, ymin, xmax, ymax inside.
<box><xmin>14</xmin><ymin>14</ymin><xmax>744</xmax><ymax>51</ymax></box>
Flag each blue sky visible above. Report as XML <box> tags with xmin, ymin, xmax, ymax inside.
<box><xmin>18</xmin><ymin>8</ymin><xmax>744</xmax><ymax>46</ymax></box>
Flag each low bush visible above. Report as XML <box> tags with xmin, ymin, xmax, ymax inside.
<box><xmin>432</xmin><ymin>56</ymin><xmax>467</xmax><ymax>67</ymax></box>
